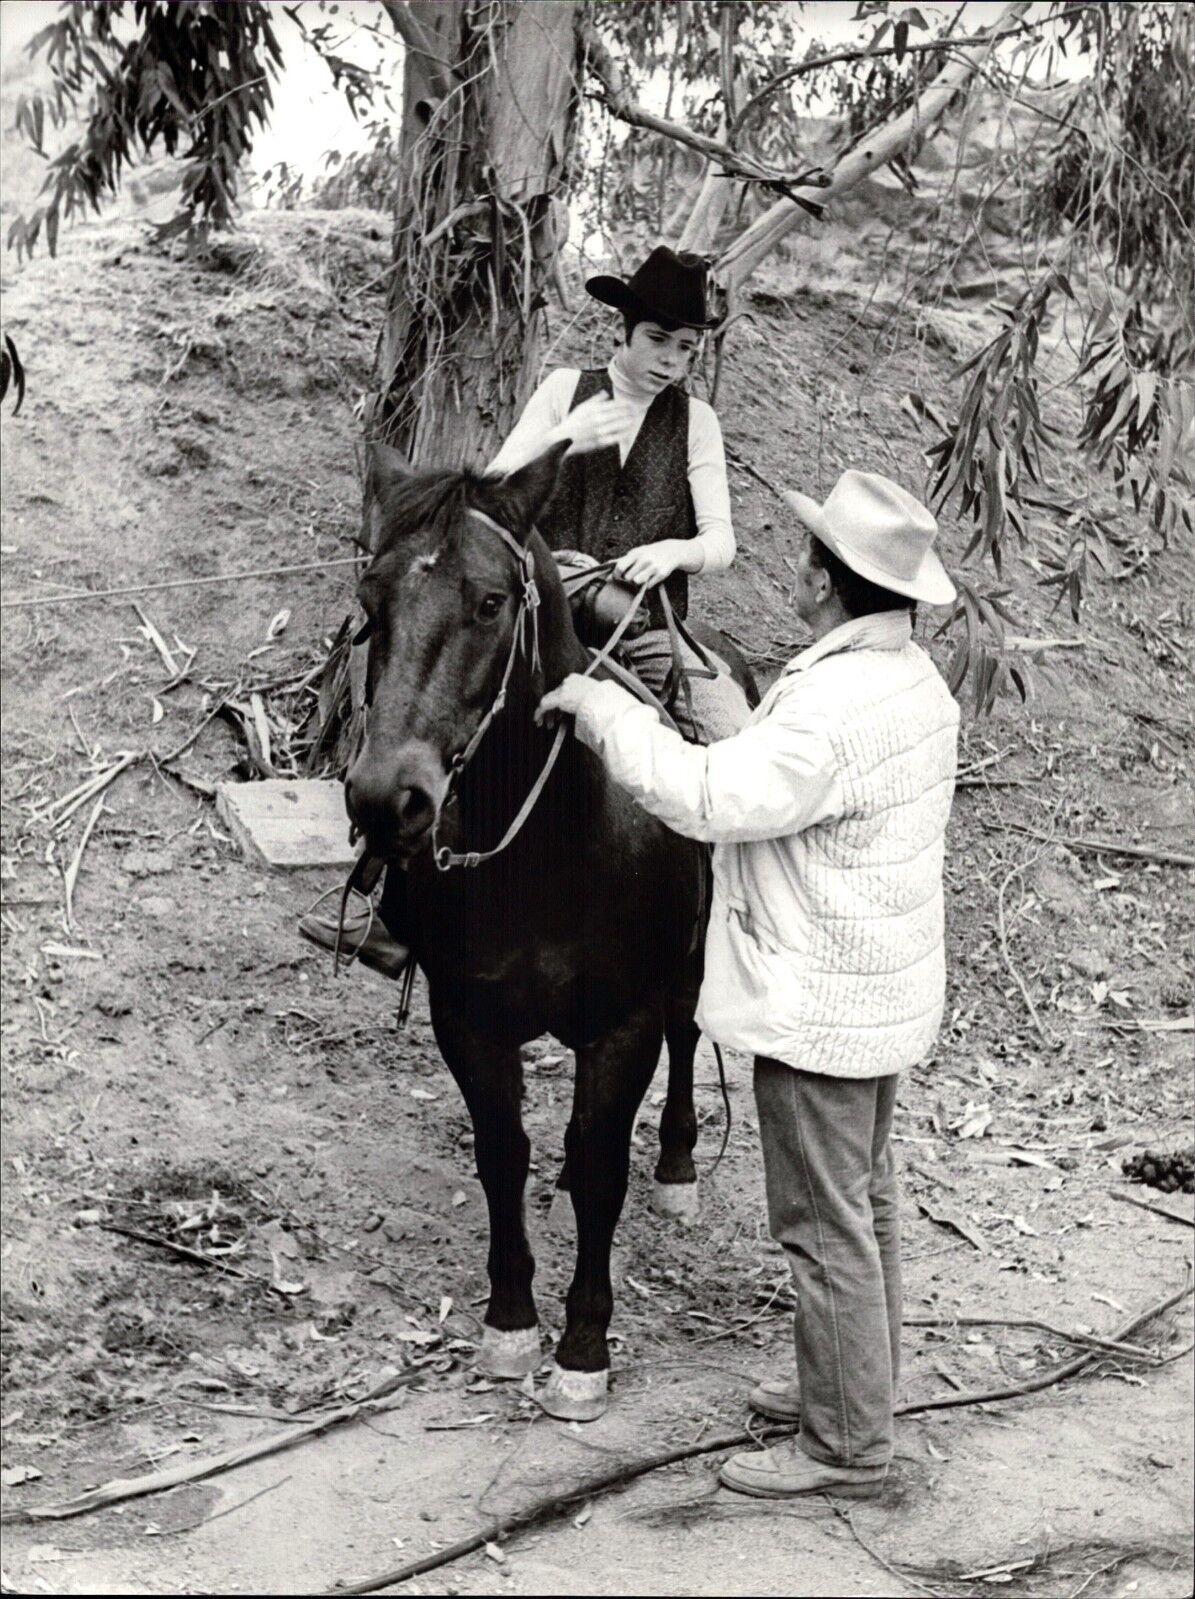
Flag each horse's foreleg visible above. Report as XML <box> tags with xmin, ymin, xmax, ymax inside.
<box><xmin>540</xmin><ymin>1009</ymin><xmax>661</xmax><ymax>1421</ymax></box>
<box><xmin>430</xmin><ymin>1003</ymin><xmax>540</xmax><ymax>1380</ymax></box>
<box><xmin>653</xmin><ymin>998</ymin><xmax>700</xmax><ymax>1225</ymax></box>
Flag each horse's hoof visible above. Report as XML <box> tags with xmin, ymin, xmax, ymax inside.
<box><xmin>651</xmin><ymin>1177</ymin><xmax>700</xmax><ymax>1225</ymax></box>
<box><xmin>537</xmin><ymin>1361</ymin><xmax>608</xmax><ymax>1423</ymax></box>
<box><xmin>477</xmin><ymin>1325</ymin><xmax>541</xmax><ymax>1379</ymax></box>
<box><xmin>546</xmin><ymin>1188</ymin><xmax>574</xmax><ymax>1236</ymax></box>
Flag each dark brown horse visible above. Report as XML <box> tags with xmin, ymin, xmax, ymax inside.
<box><xmin>346</xmin><ymin>439</ymin><xmax>754</xmax><ymax>1421</ymax></box>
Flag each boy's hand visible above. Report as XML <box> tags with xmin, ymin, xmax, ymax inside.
<box><xmin>558</xmin><ymin>394</ymin><xmax>634</xmax><ymax>456</ymax></box>
<box><xmin>614</xmin><ymin>540</ymin><xmax>692</xmax><ymax>586</ymax></box>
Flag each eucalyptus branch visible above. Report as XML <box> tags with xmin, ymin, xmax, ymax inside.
<box><xmin>716</xmin><ymin>0</ymin><xmax>1035</xmax><ymax>290</ymax></box>
<box><xmin>730</xmin><ymin>3</ymin><xmax>1097</xmax><ymax>139</ymax></box>
<box><xmin>578</xmin><ymin>18</ymin><xmax>826</xmax><ymax>199</ymax></box>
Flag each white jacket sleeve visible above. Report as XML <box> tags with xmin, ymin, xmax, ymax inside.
<box><xmin>571</xmin><ymin>680</ymin><xmax>840</xmax><ymax>843</ymax></box>
<box><xmin>487</xmin><ymin>369</ymin><xmax>580</xmax><ymax>476</ymax></box>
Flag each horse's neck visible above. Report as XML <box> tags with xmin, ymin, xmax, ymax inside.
<box><xmin>453</xmin><ymin>545</ymin><xmax>600</xmax><ymax>850</ymax></box>
<box><xmin>530</xmin><ymin>533</ymin><xmax>589</xmax><ymax>689</ymax></box>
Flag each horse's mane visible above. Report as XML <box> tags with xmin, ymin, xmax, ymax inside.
<box><xmin>367</xmin><ymin>465</ymin><xmax>522</xmax><ymax>561</ymax></box>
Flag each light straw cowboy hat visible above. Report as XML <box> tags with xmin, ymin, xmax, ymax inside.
<box><xmin>783</xmin><ymin>470</ymin><xmax>956</xmax><ymax>605</ymax></box>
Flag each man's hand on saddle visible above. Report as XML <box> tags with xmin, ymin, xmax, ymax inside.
<box><xmin>614</xmin><ymin>539</ymin><xmax>692</xmax><ymax>586</ymax></box>
<box><xmin>558</xmin><ymin>394</ymin><xmax>635</xmax><ymax>456</ymax></box>
<box><xmin>536</xmin><ymin>673</ymin><xmax>608</xmax><ymax>727</ymax></box>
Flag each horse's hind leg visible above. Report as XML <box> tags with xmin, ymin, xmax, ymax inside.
<box><xmin>430</xmin><ymin>1000</ymin><xmax>540</xmax><ymax>1380</ymax></box>
<box><xmin>540</xmin><ymin>1008</ymin><xmax>661</xmax><ymax>1422</ymax></box>
<box><xmin>652</xmin><ymin>989</ymin><xmax>701</xmax><ymax>1225</ymax></box>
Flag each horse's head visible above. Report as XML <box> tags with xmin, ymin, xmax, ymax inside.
<box><xmin>344</xmin><ymin>439</ymin><xmax>572</xmax><ymax>861</ymax></box>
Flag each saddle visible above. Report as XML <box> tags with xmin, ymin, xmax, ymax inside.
<box><xmin>557</xmin><ymin>553</ymin><xmax>649</xmax><ymax>651</ymax></box>
<box><xmin>555</xmin><ymin>551</ymin><xmax>719</xmax><ymax>742</ymax></box>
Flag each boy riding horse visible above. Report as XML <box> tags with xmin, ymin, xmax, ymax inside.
<box><xmin>302</xmin><ymin>246</ymin><xmax>749</xmax><ymax>977</ymax></box>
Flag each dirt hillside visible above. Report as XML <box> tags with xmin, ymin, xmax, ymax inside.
<box><xmin>1</xmin><ymin>188</ymin><xmax>1192</xmax><ymax>1599</ymax></box>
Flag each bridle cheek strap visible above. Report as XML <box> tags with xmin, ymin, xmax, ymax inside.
<box><xmin>431</xmin><ymin>507</ymin><xmax>648</xmax><ymax>873</ymax></box>
<box><xmin>432</xmin><ymin>509</ymin><xmax>548</xmax><ymax>872</ymax></box>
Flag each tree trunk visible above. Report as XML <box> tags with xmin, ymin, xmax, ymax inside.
<box><xmin>715</xmin><ymin>0</ymin><xmax>1032</xmax><ymax>291</ymax></box>
<box><xmin>374</xmin><ymin>1</ymin><xmax>579</xmax><ymax>470</ymax></box>
<box><xmin>310</xmin><ymin>2</ymin><xmax>578</xmax><ymax>772</ymax></box>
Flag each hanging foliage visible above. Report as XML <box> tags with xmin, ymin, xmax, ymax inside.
<box><xmin>10</xmin><ymin>0</ymin><xmax>283</xmax><ymax>258</ymax></box>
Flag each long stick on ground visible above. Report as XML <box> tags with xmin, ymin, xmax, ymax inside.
<box><xmin>1110</xmin><ymin>1190</ymin><xmax>1195</xmax><ymax>1228</ymax></box>
<box><xmin>903</xmin><ymin>1312</ymin><xmax>1160</xmax><ymax>1360</ymax></box>
<box><xmin>62</xmin><ymin>795</ymin><xmax>105</xmax><ymax>930</ymax></box>
<box><xmin>97</xmin><ymin>1222</ymin><xmax>290</xmax><ymax>1296</ymax></box>
<box><xmin>326</xmin><ymin>1274</ymin><xmax>1193</xmax><ymax>1595</ymax></box>
<box><xmin>7</xmin><ymin>1371</ymin><xmax>421</xmax><ymax>1524</ymax></box>
<box><xmin>1003</xmin><ymin>824</ymin><xmax>1195</xmax><ymax>869</ymax></box>
<box><xmin>9</xmin><ymin>1278</ymin><xmax>1188</xmax><ymax>1541</ymax></box>
<box><xmin>33</xmin><ymin>751</ymin><xmax>140</xmax><ymax>829</ymax></box>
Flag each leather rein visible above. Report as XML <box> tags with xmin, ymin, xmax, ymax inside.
<box><xmin>430</xmin><ymin>509</ymin><xmax>650</xmax><ymax>872</ymax></box>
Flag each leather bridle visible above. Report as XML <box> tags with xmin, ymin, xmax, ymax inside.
<box><xmin>430</xmin><ymin>508</ymin><xmax>649</xmax><ymax>871</ymax></box>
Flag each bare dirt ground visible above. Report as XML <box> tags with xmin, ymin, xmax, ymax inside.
<box><xmin>1</xmin><ymin>200</ymin><xmax>1193</xmax><ymax>1598</ymax></box>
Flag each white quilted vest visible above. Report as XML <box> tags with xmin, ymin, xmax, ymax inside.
<box><xmin>700</xmin><ymin>641</ymin><xmax>958</xmax><ymax>1076</ymax></box>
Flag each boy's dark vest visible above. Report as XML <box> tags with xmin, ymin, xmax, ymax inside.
<box><xmin>535</xmin><ymin>369</ymin><xmax>699</xmax><ymax>627</ymax></box>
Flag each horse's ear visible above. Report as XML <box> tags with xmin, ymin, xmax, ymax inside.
<box><xmin>366</xmin><ymin>439</ymin><xmax>414</xmax><ymax>494</ymax></box>
<box><xmin>362</xmin><ymin>440</ymin><xmax>415</xmax><ymax>553</ymax></box>
<box><xmin>494</xmin><ymin>440</ymin><xmax>570</xmax><ymax>542</ymax></box>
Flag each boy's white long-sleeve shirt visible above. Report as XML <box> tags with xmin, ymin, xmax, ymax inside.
<box><xmin>487</xmin><ymin>362</ymin><xmax>736</xmax><ymax>573</ymax></box>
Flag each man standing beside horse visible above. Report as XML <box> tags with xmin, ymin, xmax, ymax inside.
<box><xmin>539</xmin><ymin>469</ymin><xmax>960</xmax><ymax>1499</ymax></box>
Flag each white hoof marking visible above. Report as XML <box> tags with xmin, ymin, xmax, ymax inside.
<box><xmin>651</xmin><ymin>1177</ymin><xmax>701</xmax><ymax>1225</ymax></box>
<box><xmin>477</xmin><ymin>1324</ymin><xmax>541</xmax><ymax>1379</ymax></box>
<box><xmin>537</xmin><ymin>1360</ymin><xmax>609</xmax><ymax>1422</ymax></box>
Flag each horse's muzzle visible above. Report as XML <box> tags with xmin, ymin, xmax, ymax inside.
<box><xmin>345</xmin><ymin>741</ymin><xmax>449</xmax><ymax>860</ymax></box>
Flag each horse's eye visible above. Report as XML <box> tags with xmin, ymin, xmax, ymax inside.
<box><xmin>477</xmin><ymin>593</ymin><xmax>506</xmax><ymax>621</ymax></box>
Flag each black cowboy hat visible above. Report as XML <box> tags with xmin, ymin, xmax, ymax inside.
<box><xmin>585</xmin><ymin>245</ymin><xmax>723</xmax><ymax>330</ymax></box>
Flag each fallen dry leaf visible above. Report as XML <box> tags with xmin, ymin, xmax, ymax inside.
<box><xmin>918</xmin><ymin>1201</ymin><xmax>988</xmax><ymax>1254</ymax></box>
<box><xmin>954</xmin><ymin>1103</ymin><xmax>993</xmax><ymax>1140</ymax></box>
<box><xmin>1092</xmin><ymin>1291</ymin><xmax>1126</xmax><ymax>1313</ymax></box>
<box><xmin>27</xmin><ymin>1547</ymin><xmax>65</xmax><ymax>1564</ymax></box>
<box><xmin>1</xmin><ymin>1464</ymin><xmax>43</xmax><ymax>1486</ymax></box>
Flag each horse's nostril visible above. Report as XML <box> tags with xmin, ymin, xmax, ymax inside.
<box><xmin>398</xmin><ymin>787</ymin><xmax>433</xmax><ymax>830</ymax></box>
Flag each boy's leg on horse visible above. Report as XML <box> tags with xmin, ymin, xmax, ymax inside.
<box><xmin>298</xmin><ymin>629</ymin><xmax>412</xmax><ymax>978</ymax></box>
<box><xmin>620</xmin><ymin>628</ymin><xmax>751</xmax><ymax>743</ymax></box>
